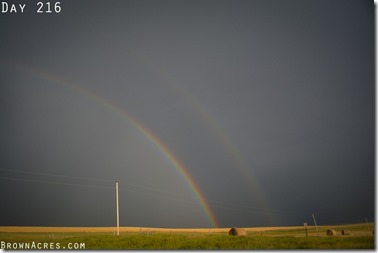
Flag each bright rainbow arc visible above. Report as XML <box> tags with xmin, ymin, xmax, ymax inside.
<box><xmin>8</xmin><ymin>62</ymin><xmax>219</xmax><ymax>228</ymax></box>
<box><xmin>132</xmin><ymin>122</ymin><xmax>219</xmax><ymax>228</ymax></box>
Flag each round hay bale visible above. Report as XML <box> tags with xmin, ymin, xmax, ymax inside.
<box><xmin>326</xmin><ymin>229</ymin><xmax>336</xmax><ymax>236</ymax></box>
<box><xmin>341</xmin><ymin>230</ymin><xmax>350</xmax><ymax>235</ymax></box>
<box><xmin>229</xmin><ymin>228</ymin><xmax>247</xmax><ymax>236</ymax></box>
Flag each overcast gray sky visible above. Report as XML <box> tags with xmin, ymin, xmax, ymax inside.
<box><xmin>0</xmin><ymin>0</ymin><xmax>374</xmax><ymax>228</ymax></box>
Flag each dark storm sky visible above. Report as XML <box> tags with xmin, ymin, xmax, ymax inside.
<box><xmin>0</xmin><ymin>0</ymin><xmax>374</xmax><ymax>228</ymax></box>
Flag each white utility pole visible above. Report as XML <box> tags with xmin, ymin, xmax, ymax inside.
<box><xmin>312</xmin><ymin>213</ymin><xmax>318</xmax><ymax>231</ymax></box>
<box><xmin>365</xmin><ymin>218</ymin><xmax>372</xmax><ymax>231</ymax></box>
<box><xmin>116</xmin><ymin>181</ymin><xmax>120</xmax><ymax>236</ymax></box>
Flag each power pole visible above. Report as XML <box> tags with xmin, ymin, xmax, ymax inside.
<box><xmin>304</xmin><ymin>223</ymin><xmax>308</xmax><ymax>237</ymax></box>
<box><xmin>365</xmin><ymin>218</ymin><xmax>372</xmax><ymax>231</ymax></box>
<box><xmin>116</xmin><ymin>181</ymin><xmax>120</xmax><ymax>236</ymax></box>
<box><xmin>312</xmin><ymin>213</ymin><xmax>318</xmax><ymax>231</ymax></box>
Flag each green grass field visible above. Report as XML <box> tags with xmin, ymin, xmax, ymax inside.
<box><xmin>0</xmin><ymin>223</ymin><xmax>374</xmax><ymax>250</ymax></box>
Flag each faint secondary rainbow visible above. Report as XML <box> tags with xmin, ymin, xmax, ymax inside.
<box><xmin>127</xmin><ymin>50</ymin><xmax>274</xmax><ymax>223</ymax></box>
<box><xmin>5</xmin><ymin>61</ymin><xmax>219</xmax><ymax>228</ymax></box>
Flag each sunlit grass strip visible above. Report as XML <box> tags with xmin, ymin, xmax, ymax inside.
<box><xmin>0</xmin><ymin>224</ymin><xmax>374</xmax><ymax>249</ymax></box>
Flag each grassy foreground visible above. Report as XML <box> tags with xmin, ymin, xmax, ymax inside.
<box><xmin>0</xmin><ymin>224</ymin><xmax>374</xmax><ymax>250</ymax></box>
<box><xmin>57</xmin><ymin>233</ymin><xmax>373</xmax><ymax>249</ymax></box>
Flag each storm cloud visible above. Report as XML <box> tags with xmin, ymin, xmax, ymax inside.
<box><xmin>0</xmin><ymin>0</ymin><xmax>374</xmax><ymax>228</ymax></box>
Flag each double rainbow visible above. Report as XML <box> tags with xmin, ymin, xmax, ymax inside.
<box><xmin>5</xmin><ymin>62</ymin><xmax>219</xmax><ymax>228</ymax></box>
